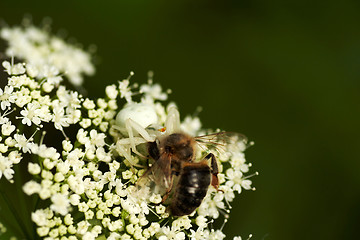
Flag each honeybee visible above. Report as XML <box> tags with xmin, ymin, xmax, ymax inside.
<box><xmin>142</xmin><ymin>131</ymin><xmax>247</xmax><ymax>217</ymax></box>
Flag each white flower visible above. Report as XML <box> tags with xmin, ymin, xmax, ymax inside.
<box><xmin>120</xmin><ymin>198</ymin><xmax>141</xmax><ymax>215</ymax></box>
<box><xmin>14</xmin><ymin>87</ymin><xmax>31</xmax><ymax>107</ymax></box>
<box><xmin>23</xmin><ymin>180</ymin><xmax>42</xmax><ymax>195</ymax></box>
<box><xmin>140</xmin><ymin>83</ymin><xmax>168</xmax><ymax>101</ymax></box>
<box><xmin>35</xmin><ymin>226</ymin><xmax>48</xmax><ymax>237</ymax></box>
<box><xmin>8</xmin><ymin>75</ymin><xmax>29</xmax><ymax>89</ymax></box>
<box><xmin>52</xmin><ymin>106</ymin><xmax>70</xmax><ymax>131</ymax></box>
<box><xmin>241</xmin><ymin>179</ymin><xmax>253</xmax><ymax>190</ymax></box>
<box><xmin>118</xmin><ymin>79</ymin><xmax>132</xmax><ymax>103</ymax></box>
<box><xmin>158</xmin><ymin>226</ymin><xmax>186</xmax><ymax>240</ymax></box>
<box><xmin>1</xmin><ymin>121</ymin><xmax>16</xmax><ymax>136</ymax></box>
<box><xmin>8</xmin><ymin>150</ymin><xmax>22</xmax><ymax>164</ymax></box>
<box><xmin>50</xmin><ymin>193</ymin><xmax>70</xmax><ymax>216</ymax></box>
<box><xmin>28</xmin><ymin>162</ymin><xmax>41</xmax><ymax>175</ymax></box>
<box><xmin>0</xmin><ymin>154</ymin><xmax>14</xmax><ymax>182</ymax></box>
<box><xmin>1</xmin><ymin>25</ymin><xmax>94</xmax><ymax>86</ymax></box>
<box><xmin>14</xmin><ymin>133</ymin><xmax>31</xmax><ymax>153</ymax></box>
<box><xmin>77</xmin><ymin>128</ymin><xmax>90</xmax><ymax>144</ymax></box>
<box><xmin>64</xmin><ymin>214</ymin><xmax>74</xmax><ymax>225</ymax></box>
<box><xmin>96</xmin><ymin>147</ymin><xmax>111</xmax><ymax>162</ymax></box>
<box><xmin>67</xmin><ymin>108</ymin><xmax>81</xmax><ymax>124</ymax></box>
<box><xmin>20</xmin><ymin>102</ymin><xmax>42</xmax><ymax>126</ymax></box>
<box><xmin>106</xmin><ymin>84</ymin><xmax>118</xmax><ymax>100</ymax></box>
<box><xmin>181</xmin><ymin>116</ymin><xmax>201</xmax><ymax>135</ymax></box>
<box><xmin>83</xmin><ymin>99</ymin><xmax>96</xmax><ymax>110</ymax></box>
<box><xmin>89</xmin><ymin>130</ymin><xmax>106</xmax><ymax>147</ymax></box>
<box><xmin>31</xmin><ymin>209</ymin><xmax>49</xmax><ymax>227</ymax></box>
<box><xmin>57</xmin><ymin>87</ymin><xmax>81</xmax><ymax>109</ymax></box>
<box><xmin>0</xmin><ymin>116</ymin><xmax>8</xmax><ymax>125</ymax></box>
<box><xmin>41</xmin><ymin>65</ymin><xmax>62</xmax><ymax>85</ymax></box>
<box><xmin>207</xmin><ymin>229</ymin><xmax>226</xmax><ymax>240</ymax></box>
<box><xmin>68</xmin><ymin>175</ymin><xmax>85</xmax><ymax>195</ymax></box>
<box><xmin>226</xmin><ymin>168</ymin><xmax>249</xmax><ymax>193</ymax></box>
<box><xmin>77</xmin><ymin>220</ymin><xmax>90</xmax><ymax>235</ymax></box>
<box><xmin>2</xmin><ymin>61</ymin><xmax>26</xmax><ymax>75</ymax></box>
<box><xmin>172</xmin><ymin>216</ymin><xmax>192</xmax><ymax>230</ymax></box>
<box><xmin>69</xmin><ymin>194</ymin><xmax>81</xmax><ymax>206</ymax></box>
<box><xmin>108</xmin><ymin>232</ymin><xmax>121</xmax><ymax>240</ymax></box>
<box><xmin>0</xmin><ymin>85</ymin><xmax>16</xmax><ymax>110</ymax></box>
<box><xmin>195</xmin><ymin>215</ymin><xmax>208</xmax><ymax>228</ymax></box>
<box><xmin>26</xmin><ymin>63</ymin><xmax>39</xmax><ymax>78</ymax></box>
<box><xmin>189</xmin><ymin>228</ymin><xmax>206</xmax><ymax>240</ymax></box>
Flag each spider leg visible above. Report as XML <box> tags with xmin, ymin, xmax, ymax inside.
<box><xmin>125</xmin><ymin>118</ymin><xmax>156</xmax><ymax>159</ymax></box>
<box><xmin>165</xmin><ymin>106</ymin><xmax>181</xmax><ymax>133</ymax></box>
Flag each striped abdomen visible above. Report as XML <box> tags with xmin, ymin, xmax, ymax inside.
<box><xmin>170</xmin><ymin>163</ymin><xmax>211</xmax><ymax>216</ymax></box>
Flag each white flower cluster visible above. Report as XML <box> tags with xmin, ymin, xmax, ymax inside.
<box><xmin>0</xmin><ymin>23</ymin><xmax>255</xmax><ymax>240</ymax></box>
<box><xmin>0</xmin><ymin>23</ymin><xmax>95</xmax><ymax>86</ymax></box>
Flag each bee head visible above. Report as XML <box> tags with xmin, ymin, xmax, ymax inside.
<box><xmin>162</xmin><ymin>133</ymin><xmax>195</xmax><ymax>162</ymax></box>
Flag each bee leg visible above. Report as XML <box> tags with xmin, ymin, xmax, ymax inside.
<box><xmin>147</xmin><ymin>141</ymin><xmax>160</xmax><ymax>160</ymax></box>
<box><xmin>207</xmin><ymin>153</ymin><xmax>224</xmax><ymax>192</ymax></box>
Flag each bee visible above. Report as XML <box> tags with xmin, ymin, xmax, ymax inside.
<box><xmin>143</xmin><ymin>131</ymin><xmax>246</xmax><ymax>217</ymax></box>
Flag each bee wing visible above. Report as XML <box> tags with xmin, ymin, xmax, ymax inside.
<box><xmin>195</xmin><ymin>132</ymin><xmax>248</xmax><ymax>152</ymax></box>
<box><xmin>136</xmin><ymin>154</ymin><xmax>172</xmax><ymax>195</ymax></box>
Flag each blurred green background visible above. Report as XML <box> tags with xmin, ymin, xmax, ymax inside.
<box><xmin>1</xmin><ymin>0</ymin><xmax>360</xmax><ymax>239</ymax></box>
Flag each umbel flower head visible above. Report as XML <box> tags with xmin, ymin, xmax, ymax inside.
<box><xmin>0</xmin><ymin>21</ymin><xmax>256</xmax><ymax>240</ymax></box>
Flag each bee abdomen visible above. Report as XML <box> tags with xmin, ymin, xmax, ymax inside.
<box><xmin>170</xmin><ymin>165</ymin><xmax>211</xmax><ymax>216</ymax></box>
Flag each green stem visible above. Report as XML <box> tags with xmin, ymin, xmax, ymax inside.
<box><xmin>32</xmin><ymin>194</ymin><xmax>40</xmax><ymax>238</ymax></box>
<box><xmin>0</xmin><ymin>195</ymin><xmax>21</xmax><ymax>238</ymax></box>
<box><xmin>0</xmin><ymin>190</ymin><xmax>32</xmax><ymax>240</ymax></box>
<box><xmin>13</xmin><ymin>162</ymin><xmax>34</xmax><ymax>239</ymax></box>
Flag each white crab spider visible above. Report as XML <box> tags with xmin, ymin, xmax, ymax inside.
<box><xmin>114</xmin><ymin>103</ymin><xmax>157</xmax><ymax>163</ymax></box>
<box><xmin>114</xmin><ymin>103</ymin><xmax>181</xmax><ymax>166</ymax></box>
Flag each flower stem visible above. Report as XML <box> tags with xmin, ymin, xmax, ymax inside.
<box><xmin>0</xmin><ymin>190</ymin><xmax>32</xmax><ymax>240</ymax></box>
